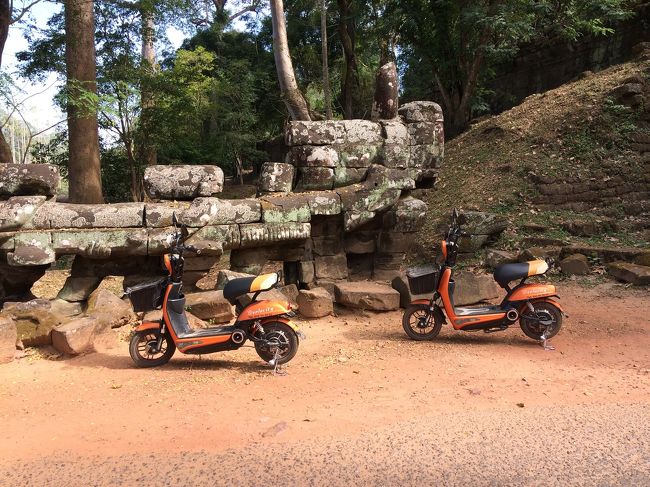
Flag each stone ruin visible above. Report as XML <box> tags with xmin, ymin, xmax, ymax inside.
<box><xmin>0</xmin><ymin>101</ymin><xmax>444</xmax><ymax>304</ymax></box>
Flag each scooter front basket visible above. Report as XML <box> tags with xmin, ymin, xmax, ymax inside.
<box><xmin>406</xmin><ymin>265</ymin><xmax>440</xmax><ymax>295</ymax></box>
<box><xmin>125</xmin><ymin>278</ymin><xmax>168</xmax><ymax>312</ymax></box>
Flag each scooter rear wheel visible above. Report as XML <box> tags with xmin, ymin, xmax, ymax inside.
<box><xmin>129</xmin><ymin>330</ymin><xmax>176</xmax><ymax>368</ymax></box>
<box><xmin>520</xmin><ymin>301</ymin><xmax>563</xmax><ymax>341</ymax></box>
<box><xmin>255</xmin><ymin>322</ymin><xmax>298</xmax><ymax>365</ymax></box>
<box><xmin>402</xmin><ymin>304</ymin><xmax>442</xmax><ymax>341</ymax></box>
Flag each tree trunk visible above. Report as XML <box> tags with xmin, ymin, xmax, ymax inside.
<box><xmin>321</xmin><ymin>0</ymin><xmax>332</xmax><ymax>120</ymax></box>
<box><xmin>140</xmin><ymin>6</ymin><xmax>157</xmax><ymax>167</ymax></box>
<box><xmin>64</xmin><ymin>0</ymin><xmax>103</xmax><ymax>203</ymax></box>
<box><xmin>269</xmin><ymin>0</ymin><xmax>311</xmax><ymax>121</ymax></box>
<box><xmin>0</xmin><ymin>0</ymin><xmax>12</xmax><ymax>164</ymax></box>
<box><xmin>336</xmin><ymin>0</ymin><xmax>360</xmax><ymax>119</ymax></box>
<box><xmin>371</xmin><ymin>61</ymin><xmax>398</xmax><ymax>120</ymax></box>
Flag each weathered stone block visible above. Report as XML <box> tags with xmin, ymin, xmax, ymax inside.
<box><xmin>184</xmin><ymin>255</ymin><xmax>220</xmax><ymax>271</ymax></box>
<box><xmin>374</xmin><ymin>252</ymin><xmax>406</xmax><ymax>271</ymax></box>
<box><xmin>607</xmin><ymin>262</ymin><xmax>650</xmax><ymax>285</ymax></box>
<box><xmin>333</xmin><ymin>166</ymin><xmax>367</xmax><ymax>187</ymax></box>
<box><xmin>87</xmin><ymin>288</ymin><xmax>135</xmax><ymax>328</ymax></box>
<box><xmin>306</xmin><ymin>192</ymin><xmax>342</xmax><ymax>216</ymax></box>
<box><xmin>288</xmin><ymin>146</ymin><xmax>339</xmax><ymax>168</ymax></box>
<box><xmin>407</xmin><ymin>122</ymin><xmax>437</xmax><ymax>145</ymax></box>
<box><xmin>32</xmin><ymin>202</ymin><xmax>144</xmax><ymax>229</ymax></box>
<box><xmin>485</xmin><ymin>249</ymin><xmax>517</xmax><ymax>269</ymax></box>
<box><xmin>239</xmin><ymin>223</ymin><xmax>311</xmax><ymax>248</ymax></box>
<box><xmin>52</xmin><ymin>229</ymin><xmax>148</xmax><ymax>258</ymax></box>
<box><xmin>180</xmin><ymin>198</ymin><xmax>261</xmax><ymax>227</ymax></box>
<box><xmin>2</xmin><ymin>299</ymin><xmax>67</xmax><ymax>346</ymax></box>
<box><xmin>336</xmin><ymin>144</ymin><xmax>381</xmax><ymax>168</ymax></box>
<box><xmin>344</xmin><ymin>232</ymin><xmax>376</xmax><ymax>254</ymax></box>
<box><xmin>453</xmin><ymin>271</ymin><xmax>500</xmax><ymax>306</ymax></box>
<box><xmin>334</xmin><ymin>281</ymin><xmax>400</xmax><ymax>311</ymax></box>
<box><xmin>298</xmin><ymin>261</ymin><xmax>315</xmax><ymax>283</ymax></box>
<box><xmin>215</xmin><ymin>269</ymin><xmax>254</xmax><ymax>290</ymax></box>
<box><xmin>341</xmin><ymin>120</ymin><xmax>383</xmax><ymax>144</ymax></box>
<box><xmin>297</xmin><ymin>167</ymin><xmax>335</xmax><ymax>191</ymax></box>
<box><xmin>297</xmin><ymin>288</ymin><xmax>333</xmax><ymax>318</ymax></box>
<box><xmin>382</xmin><ymin>144</ymin><xmax>410</xmax><ymax>168</ymax></box>
<box><xmin>560</xmin><ymin>254</ymin><xmax>590</xmax><ymax>276</ymax></box>
<box><xmin>261</xmin><ymin>194</ymin><xmax>311</xmax><ymax>223</ymax></box>
<box><xmin>57</xmin><ymin>276</ymin><xmax>103</xmax><ymax>302</ymax></box>
<box><xmin>312</xmin><ymin>235</ymin><xmax>344</xmax><ymax>256</ymax></box>
<box><xmin>187</xmin><ymin>225</ymin><xmax>240</xmax><ymax>252</ymax></box>
<box><xmin>0</xmin><ymin>196</ymin><xmax>48</xmax><ymax>231</ymax></box>
<box><xmin>144</xmin><ymin>202</ymin><xmax>190</xmax><ymax>228</ymax></box>
<box><xmin>0</xmin><ymin>164</ymin><xmax>59</xmax><ymax>197</ymax></box>
<box><xmin>185</xmin><ymin>290</ymin><xmax>235</xmax><ymax>323</ymax></box>
<box><xmin>310</xmin><ymin>215</ymin><xmax>344</xmax><ymax>236</ymax></box>
<box><xmin>7</xmin><ymin>244</ymin><xmax>56</xmax><ymax>266</ymax></box>
<box><xmin>51</xmin><ymin>317</ymin><xmax>97</xmax><ymax>355</ymax></box>
<box><xmin>399</xmin><ymin>101</ymin><xmax>444</xmax><ymax>123</ymax></box>
<box><xmin>378</xmin><ymin>232</ymin><xmax>411</xmax><ymax>253</ymax></box>
<box><xmin>0</xmin><ymin>316</ymin><xmax>16</xmax><ymax>364</ymax></box>
<box><xmin>314</xmin><ymin>254</ymin><xmax>348</xmax><ymax>280</ymax></box>
<box><xmin>409</xmin><ymin>145</ymin><xmax>442</xmax><ymax>169</ymax></box>
<box><xmin>144</xmin><ymin>165</ymin><xmax>224</xmax><ymax>200</ymax></box>
<box><xmin>285</xmin><ymin>120</ymin><xmax>346</xmax><ymax>146</ymax></box>
<box><xmin>382</xmin><ymin>197</ymin><xmax>427</xmax><ymax>233</ymax></box>
<box><xmin>380</xmin><ymin>120</ymin><xmax>409</xmax><ymax>145</ymax></box>
<box><xmin>258</xmin><ymin>162</ymin><xmax>295</xmax><ymax>193</ymax></box>
<box><xmin>462</xmin><ymin>211</ymin><xmax>508</xmax><ymax>236</ymax></box>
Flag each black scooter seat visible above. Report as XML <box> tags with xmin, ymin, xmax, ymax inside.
<box><xmin>223</xmin><ymin>273</ymin><xmax>280</xmax><ymax>304</ymax></box>
<box><xmin>493</xmin><ymin>260</ymin><xmax>549</xmax><ymax>287</ymax></box>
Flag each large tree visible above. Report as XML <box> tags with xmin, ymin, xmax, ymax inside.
<box><xmin>270</xmin><ymin>0</ymin><xmax>311</xmax><ymax>120</ymax></box>
<box><xmin>64</xmin><ymin>0</ymin><xmax>103</xmax><ymax>203</ymax></box>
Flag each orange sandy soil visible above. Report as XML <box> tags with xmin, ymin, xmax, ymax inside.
<box><xmin>0</xmin><ymin>281</ymin><xmax>648</xmax><ymax>486</ymax></box>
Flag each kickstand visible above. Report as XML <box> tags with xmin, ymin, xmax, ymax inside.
<box><xmin>540</xmin><ymin>332</ymin><xmax>555</xmax><ymax>351</ymax></box>
<box><xmin>270</xmin><ymin>347</ymin><xmax>287</xmax><ymax>376</ymax></box>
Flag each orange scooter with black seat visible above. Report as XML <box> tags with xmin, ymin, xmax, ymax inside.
<box><xmin>125</xmin><ymin>216</ymin><xmax>304</xmax><ymax>368</ymax></box>
<box><xmin>402</xmin><ymin>209</ymin><xmax>567</xmax><ymax>344</ymax></box>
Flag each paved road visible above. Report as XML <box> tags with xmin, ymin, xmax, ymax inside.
<box><xmin>3</xmin><ymin>403</ymin><xmax>648</xmax><ymax>486</ymax></box>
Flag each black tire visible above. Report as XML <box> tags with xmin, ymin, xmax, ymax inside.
<box><xmin>129</xmin><ymin>329</ymin><xmax>176</xmax><ymax>368</ymax></box>
<box><xmin>255</xmin><ymin>322</ymin><xmax>299</xmax><ymax>365</ymax></box>
<box><xmin>520</xmin><ymin>301</ymin><xmax>563</xmax><ymax>341</ymax></box>
<box><xmin>402</xmin><ymin>304</ymin><xmax>442</xmax><ymax>341</ymax></box>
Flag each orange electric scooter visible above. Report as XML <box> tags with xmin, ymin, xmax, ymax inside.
<box><xmin>402</xmin><ymin>209</ymin><xmax>566</xmax><ymax>344</ymax></box>
<box><xmin>125</xmin><ymin>216</ymin><xmax>303</xmax><ymax>368</ymax></box>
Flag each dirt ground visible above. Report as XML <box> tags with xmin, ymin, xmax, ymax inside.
<box><xmin>0</xmin><ymin>281</ymin><xmax>649</xmax><ymax>486</ymax></box>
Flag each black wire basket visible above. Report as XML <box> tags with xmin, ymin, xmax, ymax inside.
<box><xmin>125</xmin><ymin>278</ymin><xmax>168</xmax><ymax>313</ymax></box>
<box><xmin>406</xmin><ymin>265</ymin><xmax>440</xmax><ymax>295</ymax></box>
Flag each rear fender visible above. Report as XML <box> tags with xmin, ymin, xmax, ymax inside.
<box><xmin>519</xmin><ymin>298</ymin><xmax>568</xmax><ymax>318</ymax></box>
<box><xmin>261</xmin><ymin>316</ymin><xmax>305</xmax><ymax>339</ymax></box>
<box><xmin>135</xmin><ymin>321</ymin><xmax>161</xmax><ymax>332</ymax></box>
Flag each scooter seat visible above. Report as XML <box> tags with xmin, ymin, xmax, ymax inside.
<box><xmin>222</xmin><ymin>273</ymin><xmax>279</xmax><ymax>304</ymax></box>
<box><xmin>493</xmin><ymin>260</ymin><xmax>549</xmax><ymax>288</ymax></box>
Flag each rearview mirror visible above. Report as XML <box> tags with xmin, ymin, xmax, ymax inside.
<box><xmin>172</xmin><ymin>212</ymin><xmax>178</xmax><ymax>227</ymax></box>
<box><xmin>181</xmin><ymin>224</ymin><xmax>189</xmax><ymax>239</ymax></box>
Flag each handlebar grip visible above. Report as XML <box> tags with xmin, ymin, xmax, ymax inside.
<box><xmin>184</xmin><ymin>245</ymin><xmax>201</xmax><ymax>255</ymax></box>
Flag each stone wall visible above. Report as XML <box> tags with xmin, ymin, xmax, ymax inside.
<box><xmin>0</xmin><ymin>101</ymin><xmax>443</xmax><ymax>303</ymax></box>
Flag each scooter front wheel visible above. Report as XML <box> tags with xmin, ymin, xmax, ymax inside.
<box><xmin>129</xmin><ymin>330</ymin><xmax>176</xmax><ymax>368</ymax></box>
<box><xmin>255</xmin><ymin>322</ymin><xmax>299</xmax><ymax>365</ymax></box>
<box><xmin>402</xmin><ymin>303</ymin><xmax>442</xmax><ymax>341</ymax></box>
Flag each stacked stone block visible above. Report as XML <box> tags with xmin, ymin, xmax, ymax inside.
<box><xmin>0</xmin><ymin>102</ymin><xmax>443</xmax><ymax>301</ymax></box>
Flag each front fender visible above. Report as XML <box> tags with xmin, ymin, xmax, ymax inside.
<box><xmin>135</xmin><ymin>321</ymin><xmax>161</xmax><ymax>332</ymax></box>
